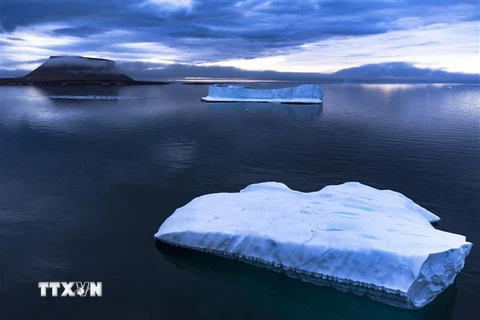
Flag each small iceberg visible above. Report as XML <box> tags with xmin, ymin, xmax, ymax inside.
<box><xmin>154</xmin><ymin>182</ymin><xmax>472</xmax><ymax>309</ymax></box>
<box><xmin>201</xmin><ymin>84</ymin><xmax>323</xmax><ymax>104</ymax></box>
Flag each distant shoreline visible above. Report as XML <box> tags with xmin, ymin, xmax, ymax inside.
<box><xmin>179</xmin><ymin>79</ymin><xmax>480</xmax><ymax>85</ymax></box>
<box><xmin>0</xmin><ymin>78</ymin><xmax>171</xmax><ymax>86</ymax></box>
<box><xmin>1</xmin><ymin>78</ymin><xmax>478</xmax><ymax>86</ymax></box>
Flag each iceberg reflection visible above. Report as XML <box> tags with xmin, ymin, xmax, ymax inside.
<box><xmin>155</xmin><ymin>241</ymin><xmax>457</xmax><ymax>320</ymax></box>
<box><xmin>208</xmin><ymin>102</ymin><xmax>323</xmax><ymax>122</ymax></box>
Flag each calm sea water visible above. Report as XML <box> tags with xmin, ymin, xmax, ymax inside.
<box><xmin>0</xmin><ymin>83</ymin><xmax>479</xmax><ymax>320</ymax></box>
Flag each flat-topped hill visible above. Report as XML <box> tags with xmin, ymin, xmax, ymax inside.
<box><xmin>26</xmin><ymin>56</ymin><xmax>133</xmax><ymax>81</ymax></box>
<box><xmin>0</xmin><ymin>56</ymin><xmax>169</xmax><ymax>85</ymax></box>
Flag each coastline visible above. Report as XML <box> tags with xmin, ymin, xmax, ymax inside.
<box><xmin>0</xmin><ymin>78</ymin><xmax>172</xmax><ymax>86</ymax></box>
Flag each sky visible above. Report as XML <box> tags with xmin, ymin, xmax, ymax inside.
<box><xmin>0</xmin><ymin>0</ymin><xmax>479</xmax><ymax>79</ymax></box>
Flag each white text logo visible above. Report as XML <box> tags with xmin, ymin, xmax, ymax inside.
<box><xmin>38</xmin><ymin>282</ymin><xmax>102</xmax><ymax>297</ymax></box>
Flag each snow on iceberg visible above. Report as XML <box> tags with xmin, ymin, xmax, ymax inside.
<box><xmin>201</xmin><ymin>84</ymin><xmax>323</xmax><ymax>104</ymax></box>
<box><xmin>154</xmin><ymin>182</ymin><xmax>472</xmax><ymax>309</ymax></box>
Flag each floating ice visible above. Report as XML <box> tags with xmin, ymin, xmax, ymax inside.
<box><xmin>154</xmin><ymin>182</ymin><xmax>472</xmax><ymax>309</ymax></box>
<box><xmin>201</xmin><ymin>84</ymin><xmax>323</xmax><ymax>104</ymax></box>
<box><xmin>47</xmin><ymin>95</ymin><xmax>149</xmax><ymax>100</ymax></box>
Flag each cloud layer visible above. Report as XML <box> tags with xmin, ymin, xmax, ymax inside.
<box><xmin>1</xmin><ymin>0</ymin><xmax>479</xmax><ymax>77</ymax></box>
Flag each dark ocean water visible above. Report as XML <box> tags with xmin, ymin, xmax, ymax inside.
<box><xmin>0</xmin><ymin>83</ymin><xmax>479</xmax><ymax>320</ymax></box>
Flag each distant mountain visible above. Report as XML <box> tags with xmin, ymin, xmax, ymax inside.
<box><xmin>1</xmin><ymin>58</ymin><xmax>478</xmax><ymax>84</ymax></box>
<box><xmin>332</xmin><ymin>62</ymin><xmax>479</xmax><ymax>82</ymax></box>
<box><xmin>117</xmin><ymin>61</ymin><xmax>480</xmax><ymax>83</ymax></box>
<box><xmin>25</xmin><ymin>56</ymin><xmax>133</xmax><ymax>81</ymax></box>
<box><xmin>0</xmin><ymin>56</ymin><xmax>169</xmax><ymax>85</ymax></box>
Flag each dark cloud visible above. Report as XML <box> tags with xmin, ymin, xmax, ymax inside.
<box><xmin>0</xmin><ymin>0</ymin><xmax>129</xmax><ymax>32</ymax></box>
<box><xmin>1</xmin><ymin>0</ymin><xmax>478</xmax><ymax>77</ymax></box>
<box><xmin>53</xmin><ymin>26</ymin><xmax>105</xmax><ymax>37</ymax></box>
<box><xmin>1</xmin><ymin>0</ymin><xmax>478</xmax><ymax>63</ymax></box>
<box><xmin>6</xmin><ymin>37</ymin><xmax>24</xmax><ymax>41</ymax></box>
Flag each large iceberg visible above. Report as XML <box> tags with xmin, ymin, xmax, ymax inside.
<box><xmin>201</xmin><ymin>84</ymin><xmax>323</xmax><ymax>104</ymax></box>
<box><xmin>154</xmin><ymin>182</ymin><xmax>472</xmax><ymax>309</ymax></box>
